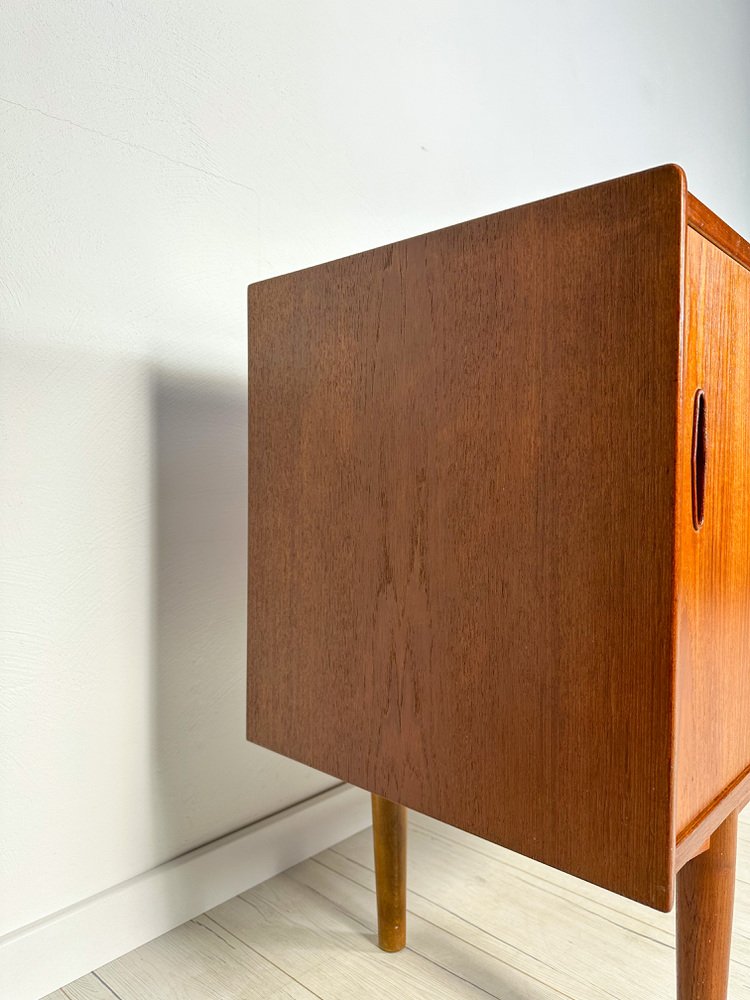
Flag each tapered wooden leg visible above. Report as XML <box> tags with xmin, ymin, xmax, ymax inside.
<box><xmin>677</xmin><ymin>810</ymin><xmax>738</xmax><ymax>1000</ymax></box>
<box><xmin>371</xmin><ymin>794</ymin><xmax>407</xmax><ymax>952</ymax></box>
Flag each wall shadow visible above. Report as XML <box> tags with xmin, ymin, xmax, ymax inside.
<box><xmin>149</xmin><ymin>368</ymin><xmax>251</xmax><ymax>868</ymax></box>
<box><xmin>148</xmin><ymin>367</ymin><xmax>337</xmax><ymax>898</ymax></box>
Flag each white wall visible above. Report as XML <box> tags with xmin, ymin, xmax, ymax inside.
<box><xmin>2</xmin><ymin>0</ymin><xmax>749</xmax><ymax>944</ymax></box>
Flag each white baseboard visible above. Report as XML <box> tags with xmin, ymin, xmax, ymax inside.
<box><xmin>0</xmin><ymin>783</ymin><xmax>372</xmax><ymax>1000</ymax></box>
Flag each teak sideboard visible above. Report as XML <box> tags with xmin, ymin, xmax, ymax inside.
<box><xmin>247</xmin><ymin>164</ymin><xmax>750</xmax><ymax>999</ymax></box>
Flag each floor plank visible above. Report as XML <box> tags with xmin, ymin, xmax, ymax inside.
<box><xmin>209</xmin><ymin>877</ymin><xmax>494</xmax><ymax>999</ymax></box>
<box><xmin>61</xmin><ymin>973</ymin><xmax>120</xmax><ymax>999</ymax></box>
<box><xmin>293</xmin><ymin>852</ymin><xmax>615</xmax><ymax>1000</ymax></box>
<box><xmin>51</xmin><ymin>806</ymin><xmax>749</xmax><ymax>1000</ymax></box>
<box><xmin>92</xmin><ymin>914</ymin><xmax>319</xmax><ymax>999</ymax></box>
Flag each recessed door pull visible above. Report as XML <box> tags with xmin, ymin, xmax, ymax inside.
<box><xmin>692</xmin><ymin>388</ymin><xmax>707</xmax><ymax>530</ymax></box>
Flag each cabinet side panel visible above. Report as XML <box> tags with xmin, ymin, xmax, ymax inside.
<box><xmin>249</xmin><ymin>166</ymin><xmax>683</xmax><ymax>908</ymax></box>
<box><xmin>676</xmin><ymin>229</ymin><xmax>750</xmax><ymax>837</ymax></box>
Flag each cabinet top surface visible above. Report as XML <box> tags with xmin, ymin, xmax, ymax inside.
<box><xmin>248</xmin><ymin>164</ymin><xmax>750</xmax><ymax>291</ymax></box>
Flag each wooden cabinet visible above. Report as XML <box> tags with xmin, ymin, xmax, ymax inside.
<box><xmin>247</xmin><ymin>165</ymin><xmax>750</xmax><ymax>998</ymax></box>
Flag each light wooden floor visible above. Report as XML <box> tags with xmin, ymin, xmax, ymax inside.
<box><xmin>48</xmin><ymin>808</ymin><xmax>749</xmax><ymax>1000</ymax></box>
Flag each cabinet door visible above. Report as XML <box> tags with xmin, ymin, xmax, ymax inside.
<box><xmin>676</xmin><ymin>228</ymin><xmax>750</xmax><ymax>839</ymax></box>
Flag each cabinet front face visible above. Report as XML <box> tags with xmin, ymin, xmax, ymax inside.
<box><xmin>676</xmin><ymin>229</ymin><xmax>750</xmax><ymax>838</ymax></box>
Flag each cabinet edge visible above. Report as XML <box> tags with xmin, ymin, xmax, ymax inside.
<box><xmin>675</xmin><ymin>764</ymin><xmax>750</xmax><ymax>871</ymax></box>
<box><xmin>686</xmin><ymin>193</ymin><xmax>750</xmax><ymax>273</ymax></box>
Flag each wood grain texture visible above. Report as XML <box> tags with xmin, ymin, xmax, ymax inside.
<box><xmin>677</xmin><ymin>771</ymin><xmax>750</xmax><ymax>872</ymax></box>
<box><xmin>248</xmin><ymin>164</ymin><xmax>685</xmax><ymax>909</ymax></box>
<box><xmin>371</xmin><ymin>795</ymin><xmax>407</xmax><ymax>951</ymax></box>
<box><xmin>55</xmin><ymin>974</ymin><xmax>116</xmax><ymax>1000</ymax></box>
<box><xmin>213</xmin><ymin>875</ymin><xmax>494</xmax><ymax>1000</ymax></box>
<box><xmin>688</xmin><ymin>194</ymin><xmax>750</xmax><ymax>273</ymax></box>
<box><xmin>93</xmin><ymin>916</ymin><xmax>316</xmax><ymax>1000</ymax></box>
<box><xmin>676</xmin><ymin>230</ymin><xmax>750</xmax><ymax>838</ymax></box>
<box><xmin>677</xmin><ymin>810</ymin><xmax>738</xmax><ymax>1000</ymax></box>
